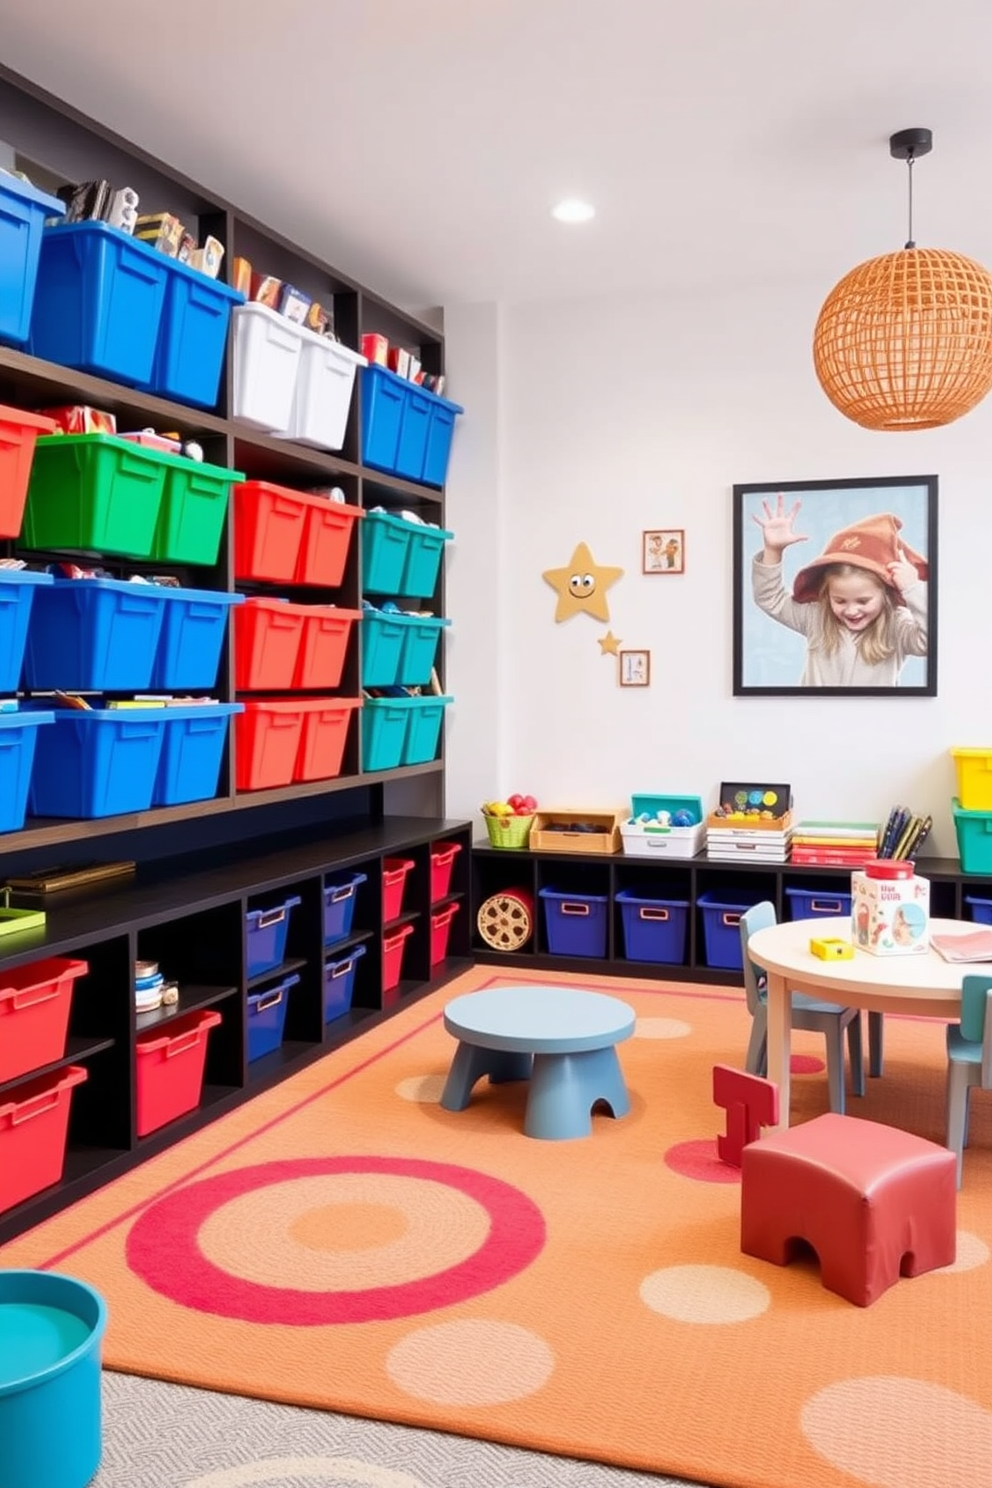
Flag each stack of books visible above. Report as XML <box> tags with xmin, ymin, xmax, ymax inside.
<box><xmin>877</xmin><ymin>805</ymin><xmax>933</xmax><ymax>861</ymax></box>
<box><xmin>706</xmin><ymin>814</ymin><xmax>793</xmax><ymax>863</ymax></box>
<box><xmin>790</xmin><ymin>821</ymin><xmax>879</xmax><ymax>867</ymax></box>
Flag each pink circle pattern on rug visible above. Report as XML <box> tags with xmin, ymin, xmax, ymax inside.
<box><xmin>790</xmin><ymin>1053</ymin><xmax>825</xmax><ymax>1074</ymax></box>
<box><xmin>665</xmin><ymin>1139</ymin><xmax>741</xmax><ymax>1184</ymax></box>
<box><xmin>126</xmin><ymin>1157</ymin><xmax>546</xmax><ymax>1325</ymax></box>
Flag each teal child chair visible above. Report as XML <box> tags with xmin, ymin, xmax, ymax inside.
<box><xmin>739</xmin><ymin>901</ymin><xmax>865</xmax><ymax>1115</ymax></box>
<box><xmin>946</xmin><ymin>972</ymin><xmax>992</xmax><ymax>1188</ymax></box>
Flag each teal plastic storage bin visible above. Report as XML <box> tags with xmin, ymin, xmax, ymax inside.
<box><xmin>152</xmin><ymin>702</ymin><xmax>243</xmax><ymax>807</ymax></box>
<box><xmin>0</xmin><ymin>711</ymin><xmax>53</xmax><ymax>833</ymax></box>
<box><xmin>399</xmin><ymin>615</ymin><xmax>450</xmax><ymax>684</ymax></box>
<box><xmin>28</xmin><ymin>707</ymin><xmax>168</xmax><ymax>819</ymax></box>
<box><xmin>361</xmin><ymin>698</ymin><xmax>410</xmax><ymax>772</ymax></box>
<box><xmin>361</xmin><ymin>610</ymin><xmax>408</xmax><ymax>687</ymax></box>
<box><xmin>0</xmin><ymin>569</ymin><xmax>53</xmax><ymax>693</ymax></box>
<box><xmin>29</xmin><ymin>221</ymin><xmax>170</xmax><ymax>387</ymax></box>
<box><xmin>151</xmin><ymin>588</ymin><xmax>244</xmax><ymax>691</ymax></box>
<box><xmin>0</xmin><ymin>175</ymin><xmax>65</xmax><ymax>345</ymax></box>
<box><xmin>0</xmin><ymin>1269</ymin><xmax>107</xmax><ymax>1488</ymax></box>
<box><xmin>362</xmin><ymin>510</ymin><xmax>414</xmax><ymax>594</ymax></box>
<box><xmin>403</xmin><ymin>695</ymin><xmax>452</xmax><ymax>765</ymax></box>
<box><xmin>953</xmin><ymin>797</ymin><xmax>992</xmax><ymax>875</ymax></box>
<box><xmin>401</xmin><ymin>523</ymin><xmax>452</xmax><ymax>599</ymax></box>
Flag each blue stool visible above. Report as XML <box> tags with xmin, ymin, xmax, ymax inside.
<box><xmin>440</xmin><ymin>985</ymin><xmax>635</xmax><ymax>1140</ymax></box>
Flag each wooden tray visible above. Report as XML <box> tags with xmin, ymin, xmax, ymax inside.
<box><xmin>529</xmin><ymin>810</ymin><xmax>623</xmax><ymax>856</ymax></box>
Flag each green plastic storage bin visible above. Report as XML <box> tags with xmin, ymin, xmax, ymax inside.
<box><xmin>952</xmin><ymin>797</ymin><xmax>992</xmax><ymax>875</ymax></box>
<box><xmin>21</xmin><ymin>434</ymin><xmax>168</xmax><ymax>558</ymax></box>
<box><xmin>152</xmin><ymin>457</ymin><xmax>245</xmax><ymax>565</ymax></box>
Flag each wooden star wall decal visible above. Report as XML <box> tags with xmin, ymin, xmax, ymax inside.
<box><xmin>542</xmin><ymin>542</ymin><xmax>624</xmax><ymax>623</ymax></box>
<box><xmin>598</xmin><ymin>630</ymin><xmax>622</xmax><ymax>655</ymax></box>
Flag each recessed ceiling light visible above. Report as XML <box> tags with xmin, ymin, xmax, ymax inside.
<box><xmin>552</xmin><ymin>199</ymin><xmax>595</xmax><ymax>224</ymax></box>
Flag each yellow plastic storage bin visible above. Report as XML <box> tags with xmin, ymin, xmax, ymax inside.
<box><xmin>951</xmin><ymin>748</ymin><xmax>992</xmax><ymax>811</ymax></box>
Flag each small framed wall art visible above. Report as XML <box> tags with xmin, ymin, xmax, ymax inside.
<box><xmin>619</xmin><ymin>649</ymin><xmax>651</xmax><ymax>687</ymax></box>
<box><xmin>642</xmin><ymin>529</ymin><xmax>685</xmax><ymax>574</ymax></box>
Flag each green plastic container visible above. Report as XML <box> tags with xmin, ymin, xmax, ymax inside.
<box><xmin>152</xmin><ymin>458</ymin><xmax>245</xmax><ymax>565</ymax></box>
<box><xmin>22</xmin><ymin>434</ymin><xmax>168</xmax><ymax>558</ymax></box>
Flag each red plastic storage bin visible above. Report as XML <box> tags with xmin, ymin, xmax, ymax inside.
<box><xmin>0</xmin><ymin>404</ymin><xmax>57</xmax><ymax>538</ymax></box>
<box><xmin>295</xmin><ymin>499</ymin><xmax>363</xmax><ymax>587</ymax></box>
<box><xmin>233</xmin><ymin>480</ymin><xmax>308</xmax><ymax>583</ymax></box>
<box><xmin>294</xmin><ymin>607</ymin><xmax>362</xmax><ymax>689</ymax></box>
<box><xmin>0</xmin><ymin>1064</ymin><xmax>87</xmax><ymax>1214</ymax></box>
<box><xmin>294</xmin><ymin>697</ymin><xmax>361</xmax><ymax>782</ymax></box>
<box><xmin>234</xmin><ymin>597</ymin><xmax>306</xmax><ymax>691</ymax></box>
<box><xmin>383</xmin><ymin>857</ymin><xmax>415</xmax><ymax>922</ymax></box>
<box><xmin>0</xmin><ymin>958</ymin><xmax>89</xmax><ymax>1084</ymax></box>
<box><xmin>430</xmin><ymin>840</ymin><xmax>462</xmax><ymax>902</ymax></box>
<box><xmin>382</xmin><ymin>922</ymin><xmax>414</xmax><ymax>997</ymax></box>
<box><xmin>236</xmin><ymin>700</ymin><xmax>306</xmax><ymax>790</ymax></box>
<box><xmin>135</xmin><ymin>1007</ymin><xmax>221</xmax><ymax>1137</ymax></box>
<box><xmin>430</xmin><ymin>902</ymin><xmax>460</xmax><ymax>965</ymax></box>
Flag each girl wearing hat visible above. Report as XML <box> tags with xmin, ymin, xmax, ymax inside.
<box><xmin>751</xmin><ymin>494</ymin><xmax>928</xmax><ymax>687</ymax></box>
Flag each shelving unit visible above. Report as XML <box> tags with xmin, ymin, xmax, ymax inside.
<box><xmin>471</xmin><ymin>844</ymin><xmax>982</xmax><ymax>980</ymax></box>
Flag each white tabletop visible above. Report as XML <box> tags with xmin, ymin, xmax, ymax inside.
<box><xmin>747</xmin><ymin>916</ymin><xmax>967</xmax><ymax>1018</ymax></box>
<box><xmin>443</xmin><ymin>986</ymin><xmax>636</xmax><ymax>1054</ymax></box>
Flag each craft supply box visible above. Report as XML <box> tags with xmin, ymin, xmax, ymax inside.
<box><xmin>620</xmin><ymin>793</ymin><xmax>705</xmax><ymax>858</ymax></box>
<box><xmin>850</xmin><ymin>862</ymin><xmax>930</xmax><ymax>956</ymax></box>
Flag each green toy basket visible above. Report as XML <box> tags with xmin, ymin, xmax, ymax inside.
<box><xmin>484</xmin><ymin>813</ymin><xmax>534</xmax><ymax>850</ymax></box>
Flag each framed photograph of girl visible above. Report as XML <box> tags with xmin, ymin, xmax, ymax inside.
<box><xmin>732</xmin><ymin>475</ymin><xmax>937</xmax><ymax>697</ymax></box>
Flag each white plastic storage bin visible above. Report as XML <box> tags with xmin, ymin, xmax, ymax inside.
<box><xmin>231</xmin><ymin>302</ymin><xmax>303</xmax><ymax>434</ymax></box>
<box><xmin>283</xmin><ymin>330</ymin><xmax>367</xmax><ymax>451</ymax></box>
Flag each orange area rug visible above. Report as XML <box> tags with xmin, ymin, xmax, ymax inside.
<box><xmin>2</xmin><ymin>966</ymin><xmax>990</xmax><ymax>1488</ymax></box>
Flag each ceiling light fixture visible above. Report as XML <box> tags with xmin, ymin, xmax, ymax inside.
<box><xmin>552</xmin><ymin>198</ymin><xmax>595</xmax><ymax>224</ymax></box>
<box><xmin>813</xmin><ymin>128</ymin><xmax>992</xmax><ymax>431</ymax></box>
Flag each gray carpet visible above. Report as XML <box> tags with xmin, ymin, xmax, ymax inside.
<box><xmin>94</xmin><ymin>1370</ymin><xmax>699</xmax><ymax>1487</ymax></box>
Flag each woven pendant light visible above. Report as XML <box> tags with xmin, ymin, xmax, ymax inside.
<box><xmin>813</xmin><ymin>128</ymin><xmax>992</xmax><ymax>431</ymax></box>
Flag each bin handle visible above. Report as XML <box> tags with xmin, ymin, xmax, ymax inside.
<box><xmin>8</xmin><ymin>983</ymin><xmax>61</xmax><ymax>1012</ymax></box>
<box><xmin>165</xmin><ymin>1029</ymin><xmax>204</xmax><ymax>1059</ymax></box>
<box><xmin>10</xmin><ymin>1089</ymin><xmax>62</xmax><ymax>1126</ymax></box>
<box><xmin>329</xmin><ymin>885</ymin><xmax>355</xmax><ymax>904</ymax></box>
<box><xmin>721</xmin><ymin>912</ymin><xmax>743</xmax><ymax>929</ymax></box>
<box><xmin>254</xmin><ymin>990</ymin><xmax>284</xmax><ymax>1013</ymax></box>
<box><xmin>810</xmin><ymin>899</ymin><xmax>844</xmax><ymax>915</ymax></box>
<box><xmin>255</xmin><ymin>907</ymin><xmax>287</xmax><ymax>930</ymax></box>
<box><xmin>639</xmin><ymin>907</ymin><xmax>670</xmax><ymax>922</ymax></box>
<box><xmin>330</xmin><ymin>960</ymin><xmax>353</xmax><ymax>979</ymax></box>
<box><xmin>560</xmin><ymin>902</ymin><xmax>590</xmax><ymax>916</ymax></box>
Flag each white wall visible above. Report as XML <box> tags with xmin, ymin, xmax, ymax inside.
<box><xmin>445</xmin><ymin>275</ymin><xmax>992</xmax><ymax>856</ymax></box>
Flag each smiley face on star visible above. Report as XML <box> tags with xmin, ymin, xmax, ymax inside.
<box><xmin>543</xmin><ymin>543</ymin><xmax>623</xmax><ymax>623</ymax></box>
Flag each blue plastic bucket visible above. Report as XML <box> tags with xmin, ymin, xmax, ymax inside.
<box><xmin>0</xmin><ymin>1269</ymin><xmax>106</xmax><ymax>1488</ymax></box>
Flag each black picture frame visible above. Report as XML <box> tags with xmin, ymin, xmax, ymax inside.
<box><xmin>732</xmin><ymin>475</ymin><xmax>938</xmax><ymax>697</ymax></box>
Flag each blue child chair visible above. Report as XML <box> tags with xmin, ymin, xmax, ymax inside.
<box><xmin>739</xmin><ymin>901</ymin><xmax>865</xmax><ymax>1115</ymax></box>
<box><xmin>946</xmin><ymin>972</ymin><xmax>992</xmax><ymax>1188</ymax></box>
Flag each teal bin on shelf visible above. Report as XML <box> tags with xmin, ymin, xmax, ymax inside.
<box><xmin>361</xmin><ymin>611</ymin><xmax>409</xmax><ymax>687</ymax></box>
<box><xmin>402</xmin><ymin>695</ymin><xmax>452</xmax><ymax>764</ymax></box>
<box><xmin>361</xmin><ymin>698</ymin><xmax>410</xmax><ymax>772</ymax></box>
<box><xmin>401</xmin><ymin>523</ymin><xmax>453</xmax><ymax>598</ymax></box>
<box><xmin>399</xmin><ymin>616</ymin><xmax>450</xmax><ymax>684</ymax></box>
<box><xmin>0</xmin><ymin>175</ymin><xmax>65</xmax><ymax>345</ymax></box>
<box><xmin>0</xmin><ymin>711</ymin><xmax>54</xmax><ymax>834</ymax></box>
<box><xmin>952</xmin><ymin>797</ymin><xmax>992</xmax><ymax>875</ymax></box>
<box><xmin>362</xmin><ymin>511</ymin><xmax>414</xmax><ymax>594</ymax></box>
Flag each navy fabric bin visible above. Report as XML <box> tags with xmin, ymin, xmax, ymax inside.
<box><xmin>246</xmin><ymin>895</ymin><xmax>301</xmax><ymax>978</ymax></box>
<box><xmin>784</xmin><ymin>887</ymin><xmax>852</xmax><ymax>921</ymax></box>
<box><xmin>247</xmin><ymin>972</ymin><xmax>299</xmax><ymax>1062</ymax></box>
<box><xmin>539</xmin><ymin>887</ymin><xmax>609</xmax><ymax>958</ymax></box>
<box><xmin>697</xmin><ymin>890</ymin><xmax>766</xmax><ymax>971</ymax></box>
<box><xmin>324</xmin><ymin>943</ymin><xmax>366</xmax><ymax>1022</ymax></box>
<box><xmin>323</xmin><ymin>872</ymin><xmax>367</xmax><ymax>945</ymax></box>
<box><xmin>616</xmin><ymin>889</ymin><xmax>689</xmax><ymax>963</ymax></box>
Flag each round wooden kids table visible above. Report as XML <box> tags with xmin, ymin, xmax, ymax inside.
<box><xmin>747</xmin><ymin>915</ymin><xmax>967</xmax><ymax>1132</ymax></box>
<box><xmin>439</xmin><ymin>984</ymin><xmax>636</xmax><ymax>1140</ymax></box>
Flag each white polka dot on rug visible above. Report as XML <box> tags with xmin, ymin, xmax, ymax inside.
<box><xmin>185</xmin><ymin>1455</ymin><xmax>428</xmax><ymax>1486</ymax></box>
<box><xmin>802</xmin><ymin>1377</ymin><xmax>992</xmax><ymax>1487</ymax></box>
<box><xmin>640</xmin><ymin>1264</ymin><xmax>770</xmax><ymax>1323</ymax></box>
<box><xmin>395</xmin><ymin>1074</ymin><xmax>446</xmax><ymax>1103</ymax></box>
<box><xmin>935</xmin><ymin>1230</ymin><xmax>991</xmax><ymax>1273</ymax></box>
<box><xmin>387</xmin><ymin>1319</ymin><xmax>554</xmax><ymax>1406</ymax></box>
<box><xmin>635</xmin><ymin>1016</ymin><xmax>692</xmax><ymax>1040</ymax></box>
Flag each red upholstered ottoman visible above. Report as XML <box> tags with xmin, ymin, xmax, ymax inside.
<box><xmin>741</xmin><ymin>1113</ymin><xmax>956</xmax><ymax>1307</ymax></box>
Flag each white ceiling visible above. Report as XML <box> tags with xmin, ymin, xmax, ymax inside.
<box><xmin>2</xmin><ymin>0</ymin><xmax>992</xmax><ymax>314</ymax></box>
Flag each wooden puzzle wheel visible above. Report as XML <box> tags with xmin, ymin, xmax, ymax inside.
<box><xmin>477</xmin><ymin>888</ymin><xmax>534</xmax><ymax>952</ymax></box>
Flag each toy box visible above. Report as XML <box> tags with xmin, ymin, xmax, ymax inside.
<box><xmin>529</xmin><ymin>809</ymin><xmax>623</xmax><ymax>856</ymax></box>
<box><xmin>706</xmin><ymin>780</ymin><xmax>791</xmax><ymax>829</ymax></box>
<box><xmin>620</xmin><ymin>793</ymin><xmax>705</xmax><ymax>858</ymax></box>
<box><xmin>851</xmin><ymin>860</ymin><xmax>930</xmax><ymax>957</ymax></box>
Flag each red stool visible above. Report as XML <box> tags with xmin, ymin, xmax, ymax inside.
<box><xmin>741</xmin><ymin>1113</ymin><xmax>956</xmax><ymax>1307</ymax></box>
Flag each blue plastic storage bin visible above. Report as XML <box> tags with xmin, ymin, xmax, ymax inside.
<box><xmin>150</xmin><ymin>263</ymin><xmax>244</xmax><ymax>408</ymax></box>
<box><xmin>401</xmin><ymin>523</ymin><xmax>452</xmax><ymax>599</ymax></box>
<box><xmin>361</xmin><ymin>610</ymin><xmax>408</xmax><ymax>686</ymax></box>
<box><xmin>394</xmin><ymin>385</ymin><xmax>434</xmax><ymax>481</ymax></box>
<box><xmin>362</xmin><ymin>510</ymin><xmax>414</xmax><ymax>594</ymax></box>
<box><xmin>539</xmin><ymin>887</ymin><xmax>609</xmax><ymax>958</ymax></box>
<box><xmin>616</xmin><ymin>889</ymin><xmax>689</xmax><ymax>964</ymax></box>
<box><xmin>0</xmin><ymin>711</ymin><xmax>53</xmax><ymax>833</ymax></box>
<box><xmin>28</xmin><ymin>706</ymin><xmax>167</xmax><ymax>818</ymax></box>
<box><xmin>324</xmin><ymin>871</ymin><xmax>368</xmax><ymax>945</ymax></box>
<box><xmin>402</xmin><ymin>695</ymin><xmax>452</xmax><ymax>765</ymax></box>
<box><xmin>784</xmin><ymin>886</ymin><xmax>852</xmax><ymax>920</ymax></box>
<box><xmin>399</xmin><ymin>616</ymin><xmax>450</xmax><ymax>685</ymax></box>
<box><xmin>23</xmin><ymin>576</ymin><xmax>167</xmax><ymax>692</ymax></box>
<box><xmin>697</xmin><ymin>890</ymin><xmax>766</xmax><ymax>971</ymax></box>
<box><xmin>0</xmin><ymin>175</ymin><xmax>65</xmax><ymax>345</ymax></box>
<box><xmin>247</xmin><ymin>972</ymin><xmax>299</xmax><ymax>1062</ymax></box>
<box><xmin>422</xmin><ymin>392</ymin><xmax>464</xmax><ymax>488</ymax></box>
<box><xmin>246</xmin><ymin>894</ymin><xmax>302</xmax><ymax>979</ymax></box>
<box><xmin>324</xmin><ymin>943</ymin><xmax>366</xmax><ymax>1022</ymax></box>
<box><xmin>964</xmin><ymin>894</ymin><xmax>992</xmax><ymax>925</ymax></box>
<box><xmin>0</xmin><ymin>569</ymin><xmax>52</xmax><ymax>692</ymax></box>
<box><xmin>361</xmin><ymin>365</ymin><xmax>408</xmax><ymax>474</ymax></box>
<box><xmin>150</xmin><ymin>588</ymin><xmax>244</xmax><ymax>691</ymax></box>
<box><xmin>152</xmin><ymin>702</ymin><xmax>242</xmax><ymax>807</ymax></box>
<box><xmin>29</xmin><ymin>221</ymin><xmax>169</xmax><ymax>386</ymax></box>
<box><xmin>361</xmin><ymin>698</ymin><xmax>410</xmax><ymax>772</ymax></box>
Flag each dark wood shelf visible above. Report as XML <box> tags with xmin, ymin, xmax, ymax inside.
<box><xmin>245</xmin><ymin>1038</ymin><xmax>321</xmax><ymax>1083</ymax></box>
<box><xmin>362</xmin><ymin>469</ymin><xmax>445</xmax><ymax>505</ymax></box>
<box><xmin>247</xmin><ymin>957</ymin><xmax>307</xmax><ymax>991</ymax></box>
<box><xmin>0</xmin><ymin>1034</ymin><xmax>116</xmax><ymax>1097</ymax></box>
<box><xmin>322</xmin><ymin>928</ymin><xmax>376</xmax><ymax>958</ymax></box>
<box><xmin>136</xmin><ymin>983</ymin><xmax>239</xmax><ymax>1033</ymax></box>
<box><xmin>384</xmin><ymin>909</ymin><xmax>421</xmax><ymax>933</ymax></box>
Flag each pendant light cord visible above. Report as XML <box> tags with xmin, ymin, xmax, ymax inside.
<box><xmin>905</xmin><ymin>150</ymin><xmax>916</xmax><ymax>249</ymax></box>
